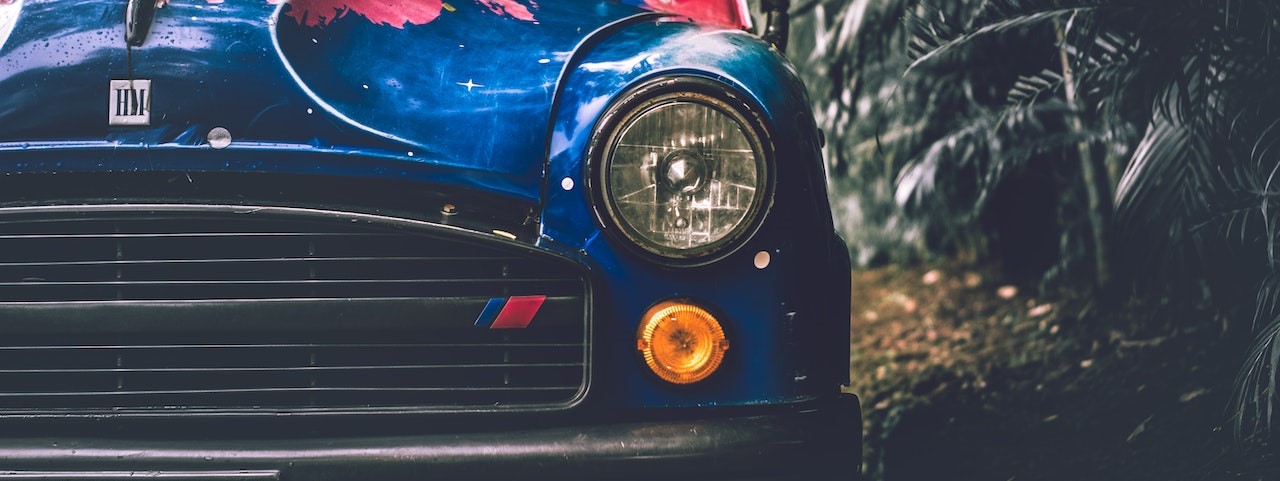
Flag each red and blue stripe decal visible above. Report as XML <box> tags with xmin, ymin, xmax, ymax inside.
<box><xmin>474</xmin><ymin>295</ymin><xmax>546</xmax><ymax>329</ymax></box>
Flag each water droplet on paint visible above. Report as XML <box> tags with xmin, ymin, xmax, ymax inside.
<box><xmin>207</xmin><ymin>127</ymin><xmax>232</xmax><ymax>149</ymax></box>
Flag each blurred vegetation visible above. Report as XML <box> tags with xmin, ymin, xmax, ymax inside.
<box><xmin>776</xmin><ymin>0</ymin><xmax>1280</xmax><ymax>445</ymax></box>
<box><xmin>847</xmin><ymin>262</ymin><xmax>1242</xmax><ymax>480</ymax></box>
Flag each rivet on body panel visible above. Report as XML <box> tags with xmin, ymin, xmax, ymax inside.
<box><xmin>754</xmin><ymin>251</ymin><xmax>771</xmax><ymax>269</ymax></box>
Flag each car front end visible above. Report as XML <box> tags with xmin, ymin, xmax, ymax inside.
<box><xmin>0</xmin><ymin>0</ymin><xmax>859</xmax><ymax>479</ymax></box>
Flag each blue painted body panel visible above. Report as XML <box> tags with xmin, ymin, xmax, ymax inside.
<box><xmin>541</xmin><ymin>20</ymin><xmax>837</xmax><ymax>408</ymax></box>
<box><xmin>0</xmin><ymin>0</ymin><xmax>845</xmax><ymax>409</ymax></box>
<box><xmin>0</xmin><ymin>0</ymin><xmax>646</xmax><ymax>201</ymax></box>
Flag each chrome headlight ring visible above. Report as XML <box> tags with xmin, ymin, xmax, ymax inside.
<box><xmin>587</xmin><ymin>75</ymin><xmax>775</xmax><ymax>266</ymax></box>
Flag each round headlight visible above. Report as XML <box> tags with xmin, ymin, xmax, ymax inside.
<box><xmin>592</xmin><ymin>77</ymin><xmax>772</xmax><ymax>263</ymax></box>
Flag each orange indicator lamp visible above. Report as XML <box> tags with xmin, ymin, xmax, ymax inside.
<box><xmin>636</xmin><ymin>300</ymin><xmax>730</xmax><ymax>385</ymax></box>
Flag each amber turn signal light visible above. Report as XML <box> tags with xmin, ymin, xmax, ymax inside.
<box><xmin>636</xmin><ymin>300</ymin><xmax>729</xmax><ymax>384</ymax></box>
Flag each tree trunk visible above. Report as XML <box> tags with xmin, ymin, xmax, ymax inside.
<box><xmin>1057</xmin><ymin>16</ymin><xmax>1113</xmax><ymax>291</ymax></box>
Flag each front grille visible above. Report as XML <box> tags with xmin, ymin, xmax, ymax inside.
<box><xmin>0</xmin><ymin>206</ymin><xmax>589</xmax><ymax>414</ymax></box>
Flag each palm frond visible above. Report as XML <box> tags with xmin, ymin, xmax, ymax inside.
<box><xmin>1114</xmin><ymin>118</ymin><xmax>1206</xmax><ymax>214</ymax></box>
<box><xmin>1233</xmin><ymin>297</ymin><xmax>1280</xmax><ymax>439</ymax></box>
<box><xmin>896</xmin><ymin>99</ymin><xmax>1098</xmax><ymax>211</ymax></box>
<box><xmin>1113</xmin><ymin>114</ymin><xmax>1220</xmax><ymax>283</ymax></box>
<box><xmin>906</xmin><ymin>4</ymin><xmax>1096</xmax><ymax>72</ymax></box>
<box><xmin>1006</xmin><ymin>69</ymin><xmax>1063</xmax><ymax>106</ymax></box>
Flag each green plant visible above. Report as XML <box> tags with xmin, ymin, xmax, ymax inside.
<box><xmin>889</xmin><ymin>0</ymin><xmax>1280</xmax><ymax>438</ymax></box>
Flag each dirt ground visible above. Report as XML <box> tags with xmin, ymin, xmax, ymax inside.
<box><xmin>848</xmin><ymin>262</ymin><xmax>1277</xmax><ymax>481</ymax></box>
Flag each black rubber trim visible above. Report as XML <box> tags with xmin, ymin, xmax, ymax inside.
<box><xmin>0</xmin><ymin>471</ymin><xmax>279</xmax><ymax>480</ymax></box>
<box><xmin>0</xmin><ymin>395</ymin><xmax>861</xmax><ymax>481</ymax></box>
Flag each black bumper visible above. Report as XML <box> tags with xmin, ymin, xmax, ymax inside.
<box><xmin>0</xmin><ymin>395</ymin><xmax>860</xmax><ymax>481</ymax></box>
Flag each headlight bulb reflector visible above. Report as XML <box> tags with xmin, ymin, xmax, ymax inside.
<box><xmin>597</xmin><ymin>88</ymin><xmax>770</xmax><ymax>261</ymax></box>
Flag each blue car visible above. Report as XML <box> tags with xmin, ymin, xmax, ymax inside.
<box><xmin>0</xmin><ymin>0</ymin><xmax>858</xmax><ymax>479</ymax></box>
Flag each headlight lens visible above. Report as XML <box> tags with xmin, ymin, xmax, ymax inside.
<box><xmin>594</xmin><ymin>80</ymin><xmax>771</xmax><ymax>262</ymax></box>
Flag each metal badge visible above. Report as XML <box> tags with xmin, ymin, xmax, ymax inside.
<box><xmin>108</xmin><ymin>79</ymin><xmax>150</xmax><ymax>126</ymax></box>
<box><xmin>474</xmin><ymin>296</ymin><xmax>546</xmax><ymax>329</ymax></box>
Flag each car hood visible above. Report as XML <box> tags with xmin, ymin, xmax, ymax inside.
<box><xmin>0</xmin><ymin>0</ymin><xmax>670</xmax><ymax>202</ymax></box>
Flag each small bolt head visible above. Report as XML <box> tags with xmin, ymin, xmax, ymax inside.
<box><xmin>754</xmin><ymin>251</ymin><xmax>771</xmax><ymax>269</ymax></box>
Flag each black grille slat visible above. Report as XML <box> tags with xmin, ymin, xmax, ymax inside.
<box><xmin>0</xmin><ymin>232</ymin><xmax>387</xmax><ymax>239</ymax></box>
<box><xmin>0</xmin><ymin>387</ymin><xmax>584</xmax><ymax>396</ymax></box>
<box><xmin>0</xmin><ymin>279</ymin><xmax>579</xmax><ymax>286</ymax></box>
<box><xmin>0</xmin><ymin>213</ymin><xmax>582</xmax><ymax>301</ymax></box>
<box><xmin>0</xmin><ymin>209</ymin><xmax>589</xmax><ymax>414</ymax></box>
<box><xmin>0</xmin><ymin>363</ymin><xmax>585</xmax><ymax>373</ymax></box>
<box><xmin>0</xmin><ymin>343</ymin><xmax>582</xmax><ymax>350</ymax></box>
<box><xmin>0</xmin><ymin>256</ymin><xmax>523</xmax><ymax>266</ymax></box>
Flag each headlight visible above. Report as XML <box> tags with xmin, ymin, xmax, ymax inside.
<box><xmin>590</xmin><ymin>76</ymin><xmax>773</xmax><ymax>264</ymax></box>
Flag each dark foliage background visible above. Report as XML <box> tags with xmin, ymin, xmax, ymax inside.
<box><xmin>761</xmin><ymin>0</ymin><xmax>1280</xmax><ymax>450</ymax></box>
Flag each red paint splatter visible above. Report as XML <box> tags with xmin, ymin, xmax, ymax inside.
<box><xmin>283</xmin><ymin>0</ymin><xmax>442</xmax><ymax>29</ymax></box>
<box><xmin>474</xmin><ymin>0</ymin><xmax>534</xmax><ymax>22</ymax></box>
<box><xmin>640</xmin><ymin>0</ymin><xmax>750</xmax><ymax>29</ymax></box>
<box><xmin>280</xmin><ymin>0</ymin><xmax>537</xmax><ymax>28</ymax></box>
